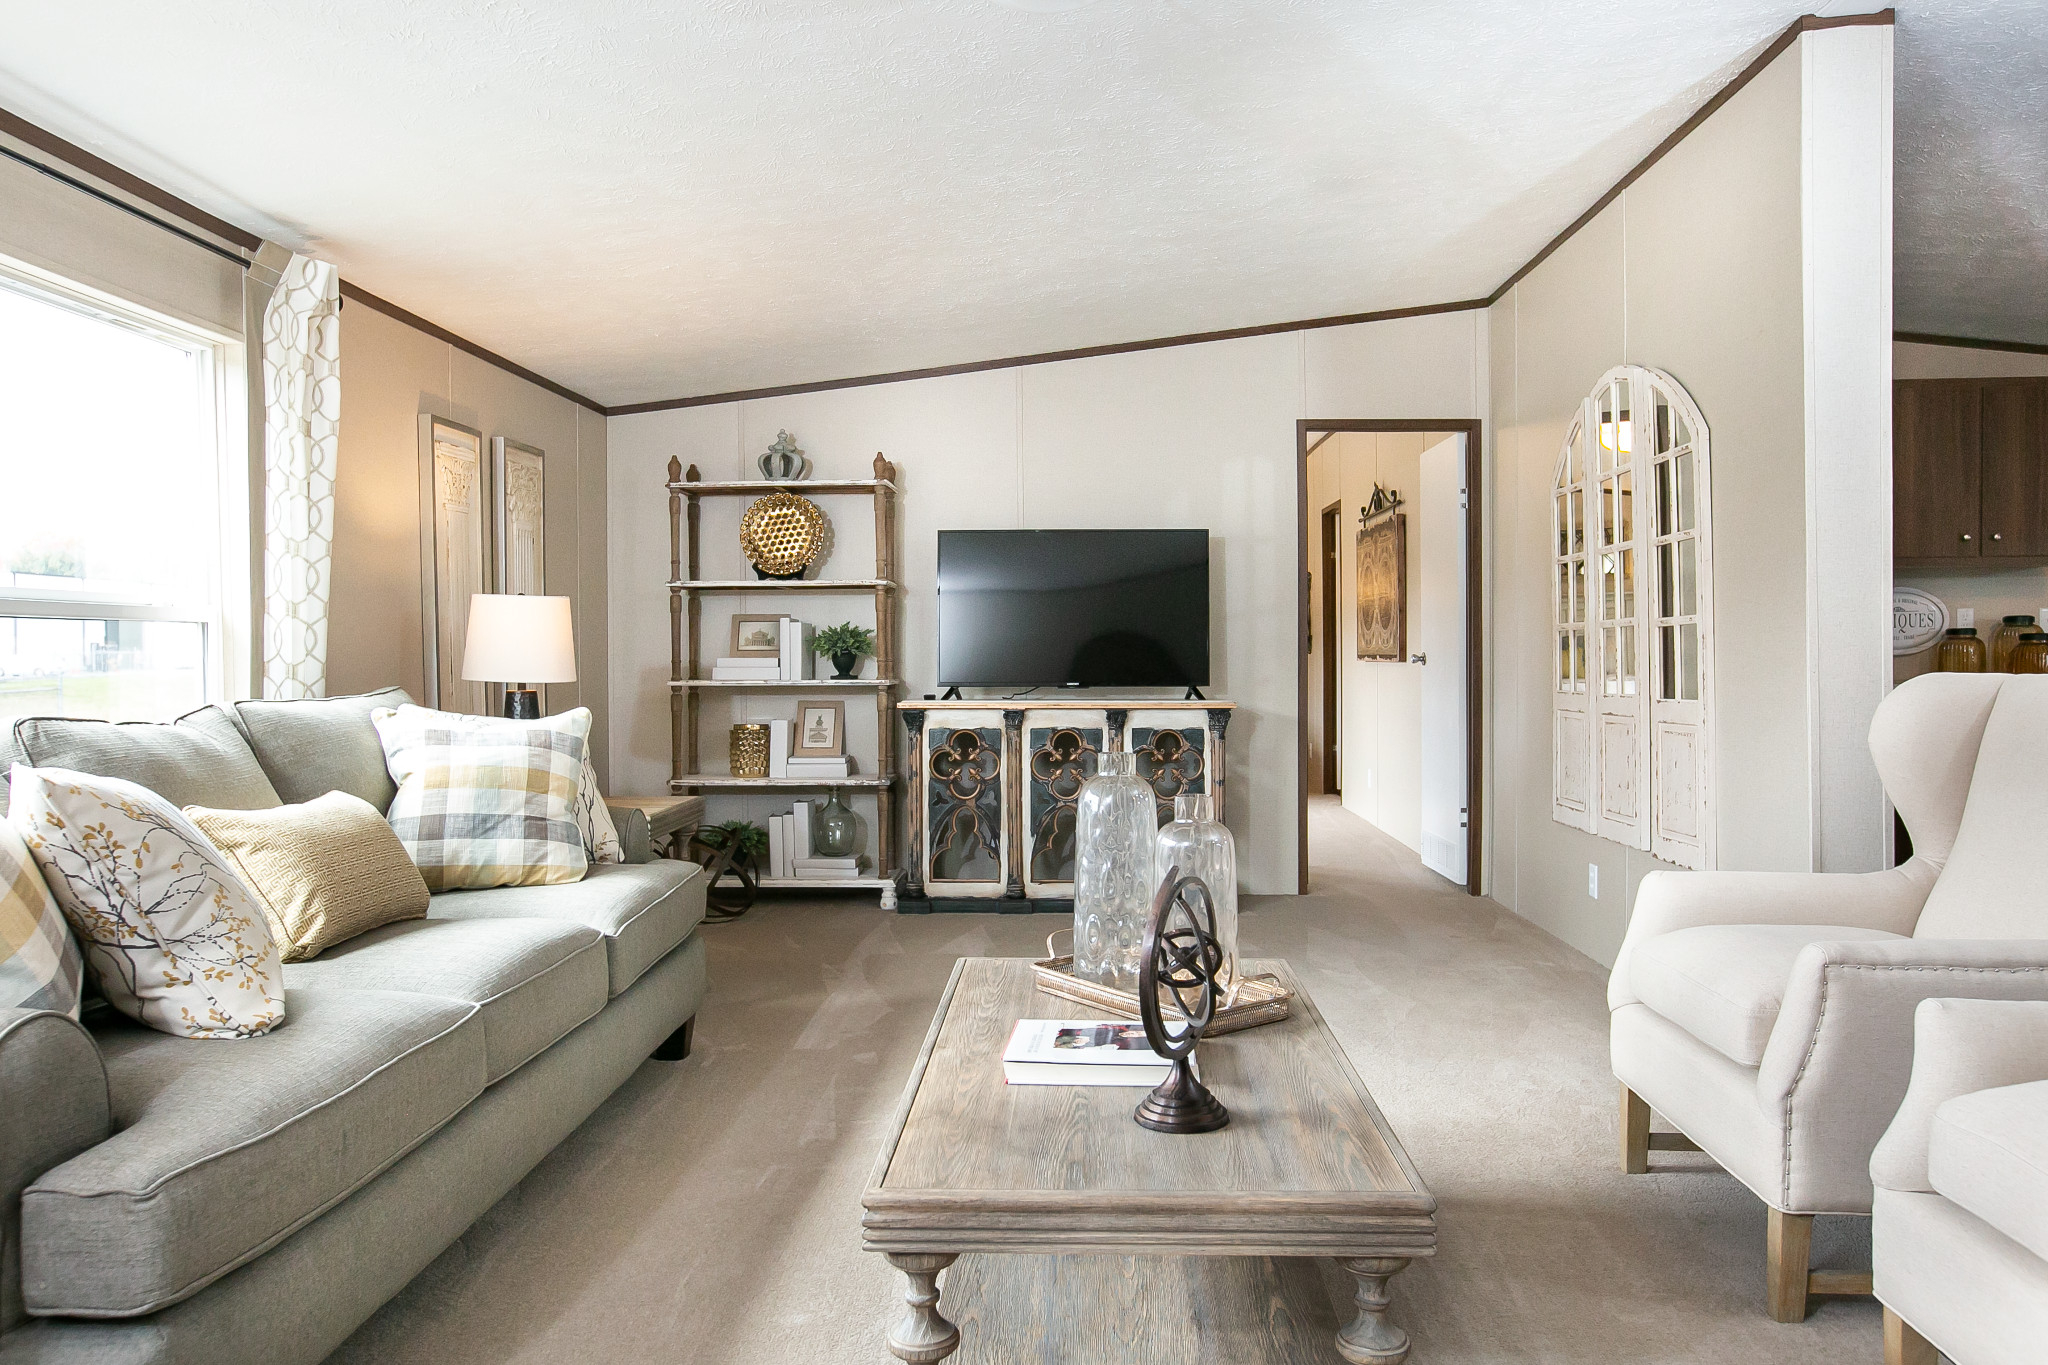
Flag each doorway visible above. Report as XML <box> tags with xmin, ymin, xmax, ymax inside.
<box><xmin>1297</xmin><ymin>419</ymin><xmax>1482</xmax><ymax>896</ymax></box>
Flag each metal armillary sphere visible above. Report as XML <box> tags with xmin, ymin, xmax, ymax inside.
<box><xmin>1134</xmin><ymin>868</ymin><xmax>1231</xmax><ymax>1134</ymax></box>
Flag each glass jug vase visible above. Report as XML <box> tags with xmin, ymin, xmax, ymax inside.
<box><xmin>1153</xmin><ymin>793</ymin><xmax>1238</xmax><ymax>1005</ymax></box>
<box><xmin>1072</xmin><ymin>751</ymin><xmax>1159</xmax><ymax>991</ymax></box>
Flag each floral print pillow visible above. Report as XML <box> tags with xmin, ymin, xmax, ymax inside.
<box><xmin>8</xmin><ymin>766</ymin><xmax>284</xmax><ymax>1039</ymax></box>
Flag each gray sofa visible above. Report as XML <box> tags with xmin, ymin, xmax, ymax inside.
<box><xmin>0</xmin><ymin>688</ymin><xmax>707</xmax><ymax>1365</ymax></box>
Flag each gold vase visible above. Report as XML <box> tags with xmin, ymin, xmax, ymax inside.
<box><xmin>729</xmin><ymin>723</ymin><xmax>771</xmax><ymax>779</ymax></box>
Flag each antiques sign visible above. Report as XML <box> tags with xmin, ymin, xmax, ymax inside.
<box><xmin>1893</xmin><ymin>587</ymin><xmax>1948</xmax><ymax>656</ymax></box>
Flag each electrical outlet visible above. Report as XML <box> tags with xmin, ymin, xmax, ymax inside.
<box><xmin>1957</xmin><ymin>607</ymin><xmax>1976</xmax><ymax>629</ymax></box>
<box><xmin>1588</xmin><ymin>863</ymin><xmax>1600</xmax><ymax>898</ymax></box>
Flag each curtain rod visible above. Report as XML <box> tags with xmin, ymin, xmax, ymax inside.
<box><xmin>0</xmin><ymin>142</ymin><xmax>249</xmax><ymax>270</ymax></box>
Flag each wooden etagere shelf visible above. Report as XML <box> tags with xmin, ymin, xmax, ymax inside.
<box><xmin>666</xmin><ymin>455</ymin><xmax>904</xmax><ymax>904</ymax></box>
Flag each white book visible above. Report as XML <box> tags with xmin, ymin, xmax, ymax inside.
<box><xmin>767</xmin><ymin>815</ymin><xmax>786</xmax><ymax>879</ymax></box>
<box><xmin>778</xmin><ymin>619</ymin><xmax>793</xmax><ymax>681</ymax></box>
<box><xmin>1000</xmin><ymin>1019</ymin><xmax>1186</xmax><ymax>1088</ymax></box>
<box><xmin>768</xmin><ymin>719</ymin><xmax>791</xmax><ymax>778</ymax></box>
<box><xmin>711</xmin><ymin>666</ymin><xmax>781</xmax><ymax>680</ymax></box>
<box><xmin>792</xmin><ymin>858</ymin><xmax>859</xmax><ymax>875</ymax></box>
<box><xmin>793</xmin><ymin>866</ymin><xmax>857</xmax><ymax>880</ymax></box>
<box><xmin>785</xmin><ymin>759</ymin><xmax>851</xmax><ymax>776</ymax></box>
<box><xmin>796</xmin><ymin>623</ymin><xmax>815</xmax><ymax>679</ymax></box>
<box><xmin>713</xmin><ymin>657</ymin><xmax>777</xmax><ymax>669</ymax></box>
<box><xmin>792</xmin><ymin>800</ymin><xmax>812</xmax><ymax>859</ymax></box>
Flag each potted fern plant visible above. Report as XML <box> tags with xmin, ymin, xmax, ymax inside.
<box><xmin>814</xmin><ymin>622</ymin><xmax>877</xmax><ymax>680</ymax></box>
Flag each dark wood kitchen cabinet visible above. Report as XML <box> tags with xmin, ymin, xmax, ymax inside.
<box><xmin>1895</xmin><ymin>377</ymin><xmax>2048</xmax><ymax>561</ymax></box>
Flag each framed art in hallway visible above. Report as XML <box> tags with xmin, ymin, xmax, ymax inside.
<box><xmin>1356</xmin><ymin>509</ymin><xmax>1406</xmax><ymax>661</ymax></box>
<box><xmin>417</xmin><ymin>415</ymin><xmax>489</xmax><ymax>713</ymax></box>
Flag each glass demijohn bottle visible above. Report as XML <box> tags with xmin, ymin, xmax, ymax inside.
<box><xmin>1072</xmin><ymin>750</ymin><xmax>1160</xmax><ymax>991</ymax></box>
<box><xmin>1153</xmin><ymin>793</ymin><xmax>1238</xmax><ymax>1005</ymax></box>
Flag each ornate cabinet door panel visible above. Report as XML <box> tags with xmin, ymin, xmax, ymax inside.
<box><xmin>923</xmin><ymin>718</ymin><xmax>1007</xmax><ymax>896</ymax></box>
<box><xmin>1126</xmin><ymin>710</ymin><xmax>1211</xmax><ymax>828</ymax></box>
<box><xmin>1021</xmin><ymin>712</ymin><xmax>1105</xmax><ymax>897</ymax></box>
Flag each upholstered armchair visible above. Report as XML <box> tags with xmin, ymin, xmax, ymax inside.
<box><xmin>1870</xmin><ymin>998</ymin><xmax>2048</xmax><ymax>1365</ymax></box>
<box><xmin>1608</xmin><ymin>672</ymin><xmax>2048</xmax><ymax>1321</ymax></box>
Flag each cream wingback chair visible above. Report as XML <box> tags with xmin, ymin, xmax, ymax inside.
<box><xmin>1608</xmin><ymin>672</ymin><xmax>2048</xmax><ymax>1322</ymax></box>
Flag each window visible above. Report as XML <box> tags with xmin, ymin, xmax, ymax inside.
<box><xmin>1552</xmin><ymin>365</ymin><xmax>1713</xmax><ymax>869</ymax></box>
<box><xmin>0</xmin><ymin>264</ymin><xmax>242</xmax><ymax>725</ymax></box>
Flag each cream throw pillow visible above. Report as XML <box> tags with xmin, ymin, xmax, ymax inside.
<box><xmin>186</xmin><ymin>792</ymin><xmax>430</xmax><ymax>962</ymax></box>
<box><xmin>373</xmin><ymin>705</ymin><xmax>591</xmax><ymax>890</ymax></box>
<box><xmin>9</xmin><ymin>766</ymin><xmax>283</xmax><ymax>1039</ymax></box>
<box><xmin>0</xmin><ymin>814</ymin><xmax>83</xmax><ymax>1016</ymax></box>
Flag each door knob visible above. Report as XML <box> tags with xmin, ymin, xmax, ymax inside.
<box><xmin>1410</xmin><ymin>653</ymin><xmax>1428</xmax><ymax>665</ymax></box>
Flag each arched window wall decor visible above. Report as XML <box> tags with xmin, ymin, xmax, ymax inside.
<box><xmin>1551</xmin><ymin>365</ymin><xmax>1714</xmax><ymax>870</ymax></box>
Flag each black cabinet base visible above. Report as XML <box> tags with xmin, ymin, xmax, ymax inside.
<box><xmin>653</xmin><ymin>1015</ymin><xmax>696</xmax><ymax>1061</ymax></box>
<box><xmin>897</xmin><ymin>895</ymin><xmax>1073</xmax><ymax>916</ymax></box>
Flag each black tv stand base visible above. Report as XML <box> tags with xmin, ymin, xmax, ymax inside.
<box><xmin>1183</xmin><ymin>685</ymin><xmax>1205</xmax><ymax>700</ymax></box>
<box><xmin>939</xmin><ymin>686</ymin><xmax>962</xmax><ymax>700</ymax></box>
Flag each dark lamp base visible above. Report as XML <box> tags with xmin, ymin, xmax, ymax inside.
<box><xmin>503</xmin><ymin>688</ymin><xmax>540</xmax><ymax>719</ymax></box>
<box><xmin>1133</xmin><ymin>1057</ymin><xmax>1230</xmax><ymax>1134</ymax></box>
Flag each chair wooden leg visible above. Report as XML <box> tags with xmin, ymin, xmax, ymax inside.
<box><xmin>653</xmin><ymin>1015</ymin><xmax>696</xmax><ymax>1061</ymax></box>
<box><xmin>1620</xmin><ymin>1084</ymin><xmax>1651</xmax><ymax>1175</ymax></box>
<box><xmin>1883</xmin><ymin>1307</ymin><xmax>1935</xmax><ymax>1365</ymax></box>
<box><xmin>1766</xmin><ymin>1207</ymin><xmax>1813</xmax><ymax>1322</ymax></box>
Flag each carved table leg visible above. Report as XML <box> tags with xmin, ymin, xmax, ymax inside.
<box><xmin>883</xmin><ymin>1252</ymin><xmax>959</xmax><ymax>1363</ymax></box>
<box><xmin>1336</xmin><ymin>1257</ymin><xmax>1413</xmax><ymax>1364</ymax></box>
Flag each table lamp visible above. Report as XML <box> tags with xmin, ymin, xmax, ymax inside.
<box><xmin>462</xmin><ymin>594</ymin><xmax>576</xmax><ymax>718</ymax></box>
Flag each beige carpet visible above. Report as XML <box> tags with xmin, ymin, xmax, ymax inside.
<box><xmin>329</xmin><ymin>799</ymin><xmax>1884</xmax><ymax>1363</ymax></box>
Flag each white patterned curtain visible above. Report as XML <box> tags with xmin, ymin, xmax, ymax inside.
<box><xmin>260</xmin><ymin>254</ymin><xmax>341</xmax><ymax>698</ymax></box>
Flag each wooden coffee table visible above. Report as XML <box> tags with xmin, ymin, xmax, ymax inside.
<box><xmin>862</xmin><ymin>958</ymin><xmax>1437</xmax><ymax>1363</ymax></box>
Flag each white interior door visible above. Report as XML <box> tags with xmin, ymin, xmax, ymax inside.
<box><xmin>1418</xmin><ymin>435</ymin><xmax>1467</xmax><ymax>884</ymax></box>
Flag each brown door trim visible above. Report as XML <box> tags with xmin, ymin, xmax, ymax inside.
<box><xmin>1319</xmin><ymin>500</ymin><xmax>1341</xmax><ymax>795</ymax></box>
<box><xmin>1297</xmin><ymin>419</ymin><xmax>1484</xmax><ymax>896</ymax></box>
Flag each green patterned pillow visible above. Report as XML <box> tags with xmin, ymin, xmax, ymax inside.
<box><xmin>9</xmin><ymin>766</ymin><xmax>284</xmax><ymax>1038</ymax></box>
<box><xmin>372</xmin><ymin>705</ymin><xmax>591</xmax><ymax>890</ymax></box>
<box><xmin>0</xmin><ymin>813</ymin><xmax>82</xmax><ymax>1016</ymax></box>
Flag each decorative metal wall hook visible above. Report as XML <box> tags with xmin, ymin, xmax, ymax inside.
<box><xmin>1359</xmin><ymin>482</ymin><xmax>1404</xmax><ymax>527</ymax></box>
<box><xmin>1134</xmin><ymin>869</ymin><xmax>1231</xmax><ymax>1134</ymax></box>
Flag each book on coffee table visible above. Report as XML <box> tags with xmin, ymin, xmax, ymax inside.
<box><xmin>1001</xmin><ymin>1019</ymin><xmax>1183</xmax><ymax>1087</ymax></box>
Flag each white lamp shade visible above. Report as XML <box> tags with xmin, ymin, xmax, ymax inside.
<box><xmin>461</xmin><ymin>594</ymin><xmax>577</xmax><ymax>683</ymax></box>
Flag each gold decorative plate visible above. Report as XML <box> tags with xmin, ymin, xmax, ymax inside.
<box><xmin>739</xmin><ymin>491</ymin><xmax>828</xmax><ymax>576</ymax></box>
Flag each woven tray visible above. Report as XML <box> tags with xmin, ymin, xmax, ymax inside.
<box><xmin>1032</xmin><ymin>933</ymin><xmax>1293</xmax><ymax>1036</ymax></box>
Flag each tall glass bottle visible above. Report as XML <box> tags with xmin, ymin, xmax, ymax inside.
<box><xmin>1153</xmin><ymin>793</ymin><xmax>1239</xmax><ymax>1005</ymax></box>
<box><xmin>1072</xmin><ymin>751</ymin><xmax>1159</xmax><ymax>991</ymax></box>
<box><xmin>1993</xmin><ymin>615</ymin><xmax>2039</xmax><ymax>672</ymax></box>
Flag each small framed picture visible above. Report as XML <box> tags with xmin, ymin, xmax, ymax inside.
<box><xmin>795</xmin><ymin>700</ymin><xmax>845</xmax><ymax>757</ymax></box>
<box><xmin>731</xmin><ymin>615</ymin><xmax>783</xmax><ymax>658</ymax></box>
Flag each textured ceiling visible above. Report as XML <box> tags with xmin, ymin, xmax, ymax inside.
<box><xmin>0</xmin><ymin>2</ymin><xmax>2036</xmax><ymax>406</ymax></box>
<box><xmin>1894</xmin><ymin>0</ymin><xmax>2048</xmax><ymax>347</ymax></box>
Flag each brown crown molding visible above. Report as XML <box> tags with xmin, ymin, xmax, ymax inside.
<box><xmin>0</xmin><ymin>105</ymin><xmax>260</xmax><ymax>253</ymax></box>
<box><xmin>606</xmin><ymin>297</ymin><xmax>1492</xmax><ymax>416</ymax></box>
<box><xmin>1486</xmin><ymin>9</ymin><xmax>1895</xmax><ymax>306</ymax></box>
<box><xmin>1895</xmin><ymin>330</ymin><xmax>2048</xmax><ymax>357</ymax></box>
<box><xmin>338</xmin><ymin>281</ymin><xmax>606</xmax><ymax>414</ymax></box>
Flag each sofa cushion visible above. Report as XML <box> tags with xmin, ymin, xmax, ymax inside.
<box><xmin>20</xmin><ymin>987</ymin><xmax>482</xmax><ymax>1317</ymax></box>
<box><xmin>12</xmin><ymin>706</ymin><xmax>280</xmax><ymax>811</ymax></box>
<box><xmin>1929</xmin><ymin>1078</ymin><xmax>2048</xmax><ymax>1264</ymax></box>
<box><xmin>427</xmin><ymin>860</ymin><xmax>705</xmax><ymax>997</ymax></box>
<box><xmin>1915</xmin><ymin>675</ymin><xmax>2048</xmax><ymax>939</ymax></box>
<box><xmin>285</xmin><ymin>917</ymin><xmax>606</xmax><ymax>1083</ymax></box>
<box><xmin>1631</xmin><ymin>923</ymin><xmax>1906</xmax><ymax>1067</ymax></box>
<box><xmin>229</xmin><ymin>686</ymin><xmax>413</xmax><ymax>810</ymax></box>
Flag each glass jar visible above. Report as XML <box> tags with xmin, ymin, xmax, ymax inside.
<box><xmin>1153</xmin><ymin>792</ymin><xmax>1239</xmax><ymax>1005</ymax></box>
<box><xmin>1935</xmin><ymin>627</ymin><xmax>1986</xmax><ymax>673</ymax></box>
<box><xmin>2012</xmin><ymin>632</ymin><xmax>2048</xmax><ymax>676</ymax></box>
<box><xmin>813</xmin><ymin>788</ymin><xmax>859</xmax><ymax>858</ymax></box>
<box><xmin>1993</xmin><ymin>615</ymin><xmax>2039</xmax><ymax>672</ymax></box>
<box><xmin>1072</xmin><ymin>750</ymin><xmax>1159</xmax><ymax>991</ymax></box>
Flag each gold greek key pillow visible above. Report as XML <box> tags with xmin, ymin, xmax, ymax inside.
<box><xmin>186</xmin><ymin>791</ymin><xmax>430</xmax><ymax>962</ymax></box>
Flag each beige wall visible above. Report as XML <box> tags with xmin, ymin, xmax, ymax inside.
<box><xmin>1894</xmin><ymin>340</ymin><xmax>2048</xmax><ymax>684</ymax></box>
<box><xmin>1488</xmin><ymin>40</ymin><xmax>1817</xmax><ymax>964</ymax></box>
<box><xmin>609</xmin><ymin>310</ymin><xmax>1487</xmax><ymax>895</ymax></box>
<box><xmin>331</xmin><ymin>304</ymin><xmax>612</xmax><ymax>782</ymax></box>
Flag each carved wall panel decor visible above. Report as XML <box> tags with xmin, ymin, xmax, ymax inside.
<box><xmin>417</xmin><ymin>415</ymin><xmax>488</xmax><ymax>712</ymax></box>
<box><xmin>1027</xmin><ymin>726</ymin><xmax>1102</xmax><ymax>884</ymax></box>
<box><xmin>927</xmin><ymin>727</ymin><xmax>1003</xmax><ymax>884</ymax></box>
<box><xmin>1356</xmin><ymin>510</ymin><xmax>1407</xmax><ymax>661</ymax></box>
<box><xmin>1130</xmin><ymin>725</ymin><xmax>1208</xmax><ymax>826</ymax></box>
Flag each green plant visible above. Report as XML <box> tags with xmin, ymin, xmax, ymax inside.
<box><xmin>7</xmin><ymin>541</ymin><xmax>84</xmax><ymax>578</ymax></box>
<box><xmin>814</xmin><ymin>622</ymin><xmax>876</xmax><ymax>659</ymax></box>
<box><xmin>697</xmin><ymin>819</ymin><xmax>767</xmax><ymax>863</ymax></box>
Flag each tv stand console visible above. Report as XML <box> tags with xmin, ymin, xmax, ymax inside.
<box><xmin>895</xmin><ymin>698</ymin><xmax>1233</xmax><ymax>914</ymax></box>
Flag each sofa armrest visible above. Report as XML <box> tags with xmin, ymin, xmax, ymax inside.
<box><xmin>1871</xmin><ymin>998</ymin><xmax>2048</xmax><ymax>1194</ymax></box>
<box><xmin>1608</xmin><ymin>860</ymin><xmax>1937</xmax><ymax>1010</ymax></box>
<box><xmin>1752</xmin><ymin>938</ymin><xmax>2048</xmax><ymax>1209</ymax></box>
<box><xmin>0</xmin><ymin>1009</ymin><xmax>109</xmax><ymax>1332</ymax></box>
<box><xmin>604</xmin><ymin>802</ymin><xmax>653</xmax><ymax>864</ymax></box>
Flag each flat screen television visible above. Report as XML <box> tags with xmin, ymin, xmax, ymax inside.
<box><xmin>936</xmin><ymin>529</ymin><xmax>1209</xmax><ymax>688</ymax></box>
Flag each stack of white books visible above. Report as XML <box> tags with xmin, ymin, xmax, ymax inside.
<box><xmin>708</xmin><ymin>618</ymin><xmax>814</xmax><ymax>681</ymax></box>
<box><xmin>786</xmin><ymin>754</ymin><xmax>853</xmax><ymax>779</ymax></box>
<box><xmin>766</xmin><ymin>721</ymin><xmax>854</xmax><ymax>779</ymax></box>
<box><xmin>791</xmin><ymin>856</ymin><xmax>861</xmax><ymax>880</ymax></box>
<box><xmin>765</xmin><ymin>801</ymin><xmax>866</xmax><ymax>880</ymax></box>
<box><xmin>1000</xmin><ymin>1019</ymin><xmax>1182</xmax><ymax>1087</ymax></box>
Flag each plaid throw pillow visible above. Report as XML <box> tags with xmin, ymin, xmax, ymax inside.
<box><xmin>0</xmin><ymin>812</ymin><xmax>83</xmax><ymax>1016</ymax></box>
<box><xmin>372</xmin><ymin>705</ymin><xmax>592</xmax><ymax>890</ymax></box>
